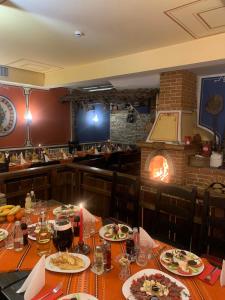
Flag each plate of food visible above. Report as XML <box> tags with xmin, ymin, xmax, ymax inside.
<box><xmin>28</xmin><ymin>220</ymin><xmax>55</xmax><ymax>240</ymax></box>
<box><xmin>122</xmin><ymin>269</ymin><xmax>190</xmax><ymax>300</ymax></box>
<box><xmin>0</xmin><ymin>228</ymin><xmax>8</xmax><ymax>241</ymax></box>
<box><xmin>45</xmin><ymin>252</ymin><xmax>90</xmax><ymax>273</ymax></box>
<box><xmin>59</xmin><ymin>293</ymin><xmax>98</xmax><ymax>300</ymax></box>
<box><xmin>160</xmin><ymin>249</ymin><xmax>204</xmax><ymax>276</ymax></box>
<box><xmin>53</xmin><ymin>204</ymin><xmax>80</xmax><ymax>216</ymax></box>
<box><xmin>99</xmin><ymin>223</ymin><xmax>131</xmax><ymax>241</ymax></box>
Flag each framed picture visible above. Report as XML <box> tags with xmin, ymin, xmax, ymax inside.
<box><xmin>0</xmin><ymin>95</ymin><xmax>17</xmax><ymax>136</ymax></box>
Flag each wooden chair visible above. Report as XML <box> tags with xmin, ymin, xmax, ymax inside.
<box><xmin>76</xmin><ymin>165</ymin><xmax>114</xmax><ymax>218</ymax></box>
<box><xmin>154</xmin><ymin>183</ymin><xmax>197</xmax><ymax>250</ymax></box>
<box><xmin>0</xmin><ymin>163</ymin><xmax>9</xmax><ymax>173</ymax></box>
<box><xmin>107</xmin><ymin>172</ymin><xmax>140</xmax><ymax>228</ymax></box>
<box><xmin>200</xmin><ymin>191</ymin><xmax>225</xmax><ymax>258</ymax></box>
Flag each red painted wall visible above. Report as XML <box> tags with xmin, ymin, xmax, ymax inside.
<box><xmin>0</xmin><ymin>84</ymin><xmax>70</xmax><ymax>149</ymax></box>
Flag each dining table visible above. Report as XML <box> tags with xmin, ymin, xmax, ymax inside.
<box><xmin>0</xmin><ymin>203</ymin><xmax>224</xmax><ymax>300</ymax></box>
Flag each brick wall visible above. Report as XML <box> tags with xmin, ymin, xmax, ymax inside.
<box><xmin>158</xmin><ymin>70</ymin><xmax>197</xmax><ymax>111</ymax></box>
<box><xmin>185</xmin><ymin>167</ymin><xmax>225</xmax><ymax>190</ymax></box>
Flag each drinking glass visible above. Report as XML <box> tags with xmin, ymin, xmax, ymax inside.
<box><xmin>118</xmin><ymin>256</ymin><xmax>130</xmax><ymax>280</ymax></box>
<box><xmin>5</xmin><ymin>228</ymin><xmax>14</xmax><ymax>250</ymax></box>
<box><xmin>53</xmin><ymin>214</ymin><xmax>73</xmax><ymax>251</ymax></box>
<box><xmin>136</xmin><ymin>240</ymin><xmax>149</xmax><ymax>267</ymax></box>
<box><xmin>90</xmin><ymin>219</ymin><xmax>96</xmax><ymax>236</ymax></box>
<box><xmin>83</xmin><ymin>220</ymin><xmax>91</xmax><ymax>239</ymax></box>
<box><xmin>93</xmin><ymin>245</ymin><xmax>104</xmax><ymax>275</ymax></box>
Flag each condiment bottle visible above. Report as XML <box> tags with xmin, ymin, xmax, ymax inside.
<box><xmin>36</xmin><ymin>212</ymin><xmax>51</xmax><ymax>256</ymax></box>
<box><xmin>126</xmin><ymin>230</ymin><xmax>135</xmax><ymax>262</ymax></box>
<box><xmin>73</xmin><ymin>214</ymin><xmax>80</xmax><ymax>237</ymax></box>
<box><xmin>20</xmin><ymin>219</ymin><xmax>28</xmax><ymax>246</ymax></box>
<box><xmin>14</xmin><ymin>221</ymin><xmax>23</xmax><ymax>252</ymax></box>
<box><xmin>25</xmin><ymin>193</ymin><xmax>32</xmax><ymax>213</ymax></box>
<box><xmin>105</xmin><ymin>242</ymin><xmax>111</xmax><ymax>271</ymax></box>
<box><xmin>133</xmin><ymin>227</ymin><xmax>140</xmax><ymax>256</ymax></box>
<box><xmin>30</xmin><ymin>190</ymin><xmax>36</xmax><ymax>208</ymax></box>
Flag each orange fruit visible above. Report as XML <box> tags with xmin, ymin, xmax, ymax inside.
<box><xmin>15</xmin><ymin>209</ymin><xmax>24</xmax><ymax>220</ymax></box>
<box><xmin>7</xmin><ymin>214</ymin><xmax>15</xmax><ymax>222</ymax></box>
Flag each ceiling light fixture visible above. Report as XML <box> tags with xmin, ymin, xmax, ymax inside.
<box><xmin>74</xmin><ymin>30</ymin><xmax>84</xmax><ymax>37</ymax></box>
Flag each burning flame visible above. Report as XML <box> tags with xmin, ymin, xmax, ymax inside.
<box><xmin>149</xmin><ymin>155</ymin><xmax>169</xmax><ymax>183</ymax></box>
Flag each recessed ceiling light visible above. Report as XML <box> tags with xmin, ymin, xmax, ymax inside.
<box><xmin>74</xmin><ymin>30</ymin><xmax>84</xmax><ymax>37</ymax></box>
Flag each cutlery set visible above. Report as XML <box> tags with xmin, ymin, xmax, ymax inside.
<box><xmin>36</xmin><ymin>282</ymin><xmax>62</xmax><ymax>300</ymax></box>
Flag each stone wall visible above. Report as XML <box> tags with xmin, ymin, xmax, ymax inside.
<box><xmin>110</xmin><ymin>110</ymin><xmax>154</xmax><ymax>144</ymax></box>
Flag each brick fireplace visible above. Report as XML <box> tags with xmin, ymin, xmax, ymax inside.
<box><xmin>139</xmin><ymin>70</ymin><xmax>225</xmax><ymax>190</ymax></box>
<box><xmin>140</xmin><ymin>70</ymin><xmax>199</xmax><ymax>185</ymax></box>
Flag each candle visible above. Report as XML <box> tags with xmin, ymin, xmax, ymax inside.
<box><xmin>79</xmin><ymin>203</ymin><xmax>83</xmax><ymax>243</ymax></box>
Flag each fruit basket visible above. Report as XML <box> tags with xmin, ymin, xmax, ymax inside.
<box><xmin>0</xmin><ymin>205</ymin><xmax>24</xmax><ymax>223</ymax></box>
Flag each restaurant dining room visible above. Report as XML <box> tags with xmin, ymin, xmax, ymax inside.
<box><xmin>1</xmin><ymin>0</ymin><xmax>225</xmax><ymax>299</ymax></box>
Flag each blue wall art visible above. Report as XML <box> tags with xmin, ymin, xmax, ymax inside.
<box><xmin>199</xmin><ymin>75</ymin><xmax>225</xmax><ymax>143</ymax></box>
<box><xmin>76</xmin><ymin>103</ymin><xmax>110</xmax><ymax>143</ymax></box>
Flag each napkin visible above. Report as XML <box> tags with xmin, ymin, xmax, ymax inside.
<box><xmin>17</xmin><ymin>255</ymin><xmax>45</xmax><ymax>300</ymax></box>
<box><xmin>19</xmin><ymin>152</ymin><xmax>26</xmax><ymax>165</ymax></box>
<box><xmin>62</xmin><ymin>152</ymin><xmax>68</xmax><ymax>159</ymax></box>
<box><xmin>220</xmin><ymin>260</ymin><xmax>225</xmax><ymax>286</ymax></box>
<box><xmin>31</xmin><ymin>287</ymin><xmax>63</xmax><ymax>300</ymax></box>
<box><xmin>106</xmin><ymin>147</ymin><xmax>111</xmax><ymax>153</ymax></box>
<box><xmin>44</xmin><ymin>154</ymin><xmax>50</xmax><ymax>162</ymax></box>
<box><xmin>94</xmin><ymin>148</ymin><xmax>99</xmax><ymax>155</ymax></box>
<box><xmin>139</xmin><ymin>227</ymin><xmax>158</xmax><ymax>249</ymax></box>
<box><xmin>117</xmin><ymin>146</ymin><xmax>122</xmax><ymax>152</ymax></box>
<box><xmin>198</xmin><ymin>263</ymin><xmax>221</xmax><ymax>285</ymax></box>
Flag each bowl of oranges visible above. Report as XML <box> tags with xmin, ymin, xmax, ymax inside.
<box><xmin>0</xmin><ymin>205</ymin><xmax>24</xmax><ymax>223</ymax></box>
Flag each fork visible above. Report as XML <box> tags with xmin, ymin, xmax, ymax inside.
<box><xmin>205</xmin><ymin>267</ymin><xmax>218</xmax><ymax>281</ymax></box>
<box><xmin>38</xmin><ymin>282</ymin><xmax>63</xmax><ymax>300</ymax></box>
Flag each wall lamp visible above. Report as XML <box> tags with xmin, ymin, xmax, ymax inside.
<box><xmin>24</xmin><ymin>109</ymin><xmax>32</xmax><ymax>123</ymax></box>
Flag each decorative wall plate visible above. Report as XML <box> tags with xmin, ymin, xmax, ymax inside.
<box><xmin>0</xmin><ymin>95</ymin><xmax>16</xmax><ymax>136</ymax></box>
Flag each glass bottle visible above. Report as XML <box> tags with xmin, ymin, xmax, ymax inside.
<box><xmin>21</xmin><ymin>219</ymin><xmax>28</xmax><ymax>246</ymax></box>
<box><xmin>14</xmin><ymin>221</ymin><xmax>23</xmax><ymax>252</ymax></box>
<box><xmin>73</xmin><ymin>214</ymin><xmax>80</xmax><ymax>237</ymax></box>
<box><xmin>104</xmin><ymin>241</ymin><xmax>111</xmax><ymax>271</ymax></box>
<box><xmin>36</xmin><ymin>212</ymin><xmax>51</xmax><ymax>256</ymax></box>
<box><xmin>30</xmin><ymin>190</ymin><xmax>36</xmax><ymax>209</ymax></box>
<box><xmin>126</xmin><ymin>230</ymin><xmax>135</xmax><ymax>262</ymax></box>
<box><xmin>133</xmin><ymin>227</ymin><xmax>140</xmax><ymax>257</ymax></box>
<box><xmin>25</xmin><ymin>193</ymin><xmax>32</xmax><ymax>213</ymax></box>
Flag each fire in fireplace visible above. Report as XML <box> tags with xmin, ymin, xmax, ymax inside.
<box><xmin>149</xmin><ymin>155</ymin><xmax>169</xmax><ymax>183</ymax></box>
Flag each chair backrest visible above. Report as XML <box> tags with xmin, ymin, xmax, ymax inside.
<box><xmin>29</xmin><ymin>160</ymin><xmax>60</xmax><ymax>168</ymax></box>
<box><xmin>155</xmin><ymin>183</ymin><xmax>197</xmax><ymax>250</ymax></box>
<box><xmin>201</xmin><ymin>191</ymin><xmax>225</xmax><ymax>257</ymax></box>
<box><xmin>0</xmin><ymin>163</ymin><xmax>9</xmax><ymax>173</ymax></box>
<box><xmin>111</xmin><ymin>172</ymin><xmax>140</xmax><ymax>227</ymax></box>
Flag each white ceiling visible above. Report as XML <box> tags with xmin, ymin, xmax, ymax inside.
<box><xmin>1</xmin><ymin>0</ymin><xmax>225</xmax><ymax>74</ymax></box>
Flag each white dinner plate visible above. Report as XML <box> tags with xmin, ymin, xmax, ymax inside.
<box><xmin>45</xmin><ymin>252</ymin><xmax>90</xmax><ymax>274</ymax></box>
<box><xmin>0</xmin><ymin>228</ymin><xmax>8</xmax><ymax>241</ymax></box>
<box><xmin>28</xmin><ymin>220</ymin><xmax>55</xmax><ymax>241</ymax></box>
<box><xmin>122</xmin><ymin>269</ymin><xmax>190</xmax><ymax>300</ymax></box>
<box><xmin>99</xmin><ymin>224</ymin><xmax>131</xmax><ymax>242</ymax></box>
<box><xmin>53</xmin><ymin>204</ymin><xmax>80</xmax><ymax>216</ymax></box>
<box><xmin>160</xmin><ymin>248</ymin><xmax>204</xmax><ymax>277</ymax></box>
<box><xmin>59</xmin><ymin>293</ymin><xmax>98</xmax><ymax>300</ymax></box>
